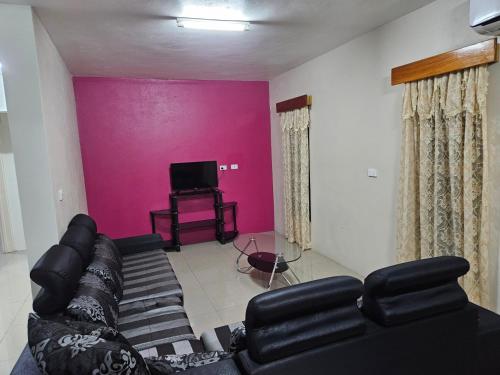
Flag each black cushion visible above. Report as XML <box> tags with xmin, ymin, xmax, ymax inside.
<box><xmin>30</xmin><ymin>244</ymin><xmax>83</xmax><ymax>293</ymax></box>
<box><xmin>60</xmin><ymin>225</ymin><xmax>96</xmax><ymax>267</ymax></box>
<box><xmin>362</xmin><ymin>256</ymin><xmax>469</xmax><ymax>326</ymax></box>
<box><xmin>113</xmin><ymin>233</ymin><xmax>167</xmax><ymax>255</ymax></box>
<box><xmin>245</xmin><ymin>276</ymin><xmax>365</xmax><ymax>364</ymax></box>
<box><xmin>68</xmin><ymin>213</ymin><xmax>97</xmax><ymax>234</ymax></box>
<box><xmin>32</xmin><ymin>288</ymin><xmax>71</xmax><ymax>316</ymax></box>
<box><xmin>364</xmin><ymin>256</ymin><xmax>469</xmax><ymax>295</ymax></box>
<box><xmin>30</xmin><ymin>244</ymin><xmax>83</xmax><ymax>315</ymax></box>
<box><xmin>246</xmin><ymin>276</ymin><xmax>363</xmax><ymax>328</ymax></box>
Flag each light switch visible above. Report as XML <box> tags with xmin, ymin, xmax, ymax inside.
<box><xmin>231</xmin><ymin>164</ymin><xmax>239</xmax><ymax>170</ymax></box>
<box><xmin>219</xmin><ymin>165</ymin><xmax>228</xmax><ymax>171</ymax></box>
<box><xmin>367</xmin><ymin>168</ymin><xmax>378</xmax><ymax>178</ymax></box>
<box><xmin>58</xmin><ymin>189</ymin><xmax>64</xmax><ymax>201</ymax></box>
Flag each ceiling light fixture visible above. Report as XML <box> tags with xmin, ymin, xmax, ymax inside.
<box><xmin>176</xmin><ymin>17</ymin><xmax>250</xmax><ymax>31</ymax></box>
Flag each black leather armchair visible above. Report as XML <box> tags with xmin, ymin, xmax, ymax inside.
<box><xmin>237</xmin><ymin>256</ymin><xmax>489</xmax><ymax>375</ymax></box>
<box><xmin>238</xmin><ymin>276</ymin><xmax>369</xmax><ymax>375</ymax></box>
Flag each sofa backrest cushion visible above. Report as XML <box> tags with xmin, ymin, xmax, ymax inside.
<box><xmin>68</xmin><ymin>213</ymin><xmax>97</xmax><ymax>235</ymax></box>
<box><xmin>86</xmin><ymin>234</ymin><xmax>124</xmax><ymax>302</ymax></box>
<box><xmin>245</xmin><ymin>276</ymin><xmax>365</xmax><ymax>364</ymax></box>
<box><xmin>60</xmin><ymin>225</ymin><xmax>96</xmax><ymax>268</ymax></box>
<box><xmin>30</xmin><ymin>244</ymin><xmax>83</xmax><ymax>315</ymax></box>
<box><xmin>362</xmin><ymin>256</ymin><xmax>469</xmax><ymax>326</ymax></box>
<box><xmin>86</xmin><ymin>258</ymin><xmax>123</xmax><ymax>302</ymax></box>
<box><xmin>66</xmin><ymin>271</ymin><xmax>119</xmax><ymax>328</ymax></box>
<box><xmin>95</xmin><ymin>234</ymin><xmax>123</xmax><ymax>269</ymax></box>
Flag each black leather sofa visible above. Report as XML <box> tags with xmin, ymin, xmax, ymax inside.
<box><xmin>236</xmin><ymin>256</ymin><xmax>498</xmax><ymax>375</ymax></box>
<box><xmin>12</xmin><ymin>213</ymin><xmax>242</xmax><ymax>374</ymax></box>
<box><xmin>12</xmin><ymin>214</ymin><xmax>500</xmax><ymax>374</ymax></box>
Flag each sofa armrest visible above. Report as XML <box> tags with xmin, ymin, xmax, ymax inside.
<box><xmin>181</xmin><ymin>359</ymin><xmax>241</xmax><ymax>375</ymax></box>
<box><xmin>201</xmin><ymin>322</ymin><xmax>245</xmax><ymax>352</ymax></box>
<box><xmin>113</xmin><ymin>234</ymin><xmax>169</xmax><ymax>255</ymax></box>
<box><xmin>11</xmin><ymin>345</ymin><xmax>41</xmax><ymax>375</ymax></box>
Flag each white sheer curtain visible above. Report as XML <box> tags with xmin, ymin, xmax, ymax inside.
<box><xmin>280</xmin><ymin>107</ymin><xmax>311</xmax><ymax>250</ymax></box>
<box><xmin>397</xmin><ymin>65</ymin><xmax>490</xmax><ymax>306</ymax></box>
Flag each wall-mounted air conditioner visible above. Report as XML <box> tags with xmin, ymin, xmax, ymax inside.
<box><xmin>471</xmin><ymin>0</ymin><xmax>500</xmax><ymax>35</ymax></box>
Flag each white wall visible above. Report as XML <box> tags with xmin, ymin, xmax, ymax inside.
<box><xmin>0</xmin><ymin>5</ymin><xmax>88</xmax><ymax>297</ymax></box>
<box><xmin>0</xmin><ymin>4</ymin><xmax>60</xmax><ymax>284</ymax></box>
<box><xmin>0</xmin><ymin>112</ymin><xmax>27</xmax><ymax>251</ymax></box>
<box><xmin>32</xmin><ymin>13</ymin><xmax>88</xmax><ymax>236</ymax></box>
<box><xmin>270</xmin><ymin>0</ymin><xmax>500</xmax><ymax>309</ymax></box>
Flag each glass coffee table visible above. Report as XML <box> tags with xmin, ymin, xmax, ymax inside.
<box><xmin>233</xmin><ymin>232</ymin><xmax>303</xmax><ymax>289</ymax></box>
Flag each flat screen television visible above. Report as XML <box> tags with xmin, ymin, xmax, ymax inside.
<box><xmin>170</xmin><ymin>161</ymin><xmax>218</xmax><ymax>191</ymax></box>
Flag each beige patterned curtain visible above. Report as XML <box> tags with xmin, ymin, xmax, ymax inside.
<box><xmin>281</xmin><ymin>107</ymin><xmax>311</xmax><ymax>250</ymax></box>
<box><xmin>397</xmin><ymin>65</ymin><xmax>489</xmax><ymax>306</ymax></box>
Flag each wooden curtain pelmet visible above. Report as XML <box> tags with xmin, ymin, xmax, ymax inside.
<box><xmin>391</xmin><ymin>39</ymin><xmax>498</xmax><ymax>85</ymax></box>
<box><xmin>276</xmin><ymin>95</ymin><xmax>312</xmax><ymax>113</ymax></box>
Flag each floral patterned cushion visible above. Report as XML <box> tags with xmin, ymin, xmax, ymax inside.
<box><xmin>145</xmin><ymin>351</ymin><xmax>232</xmax><ymax>374</ymax></box>
<box><xmin>200</xmin><ymin>322</ymin><xmax>245</xmax><ymax>353</ymax></box>
<box><xmin>28</xmin><ymin>313</ymin><xmax>149</xmax><ymax>375</ymax></box>
<box><xmin>66</xmin><ymin>272</ymin><xmax>119</xmax><ymax>328</ymax></box>
<box><xmin>95</xmin><ymin>234</ymin><xmax>123</xmax><ymax>269</ymax></box>
<box><xmin>228</xmin><ymin>325</ymin><xmax>246</xmax><ymax>353</ymax></box>
<box><xmin>87</xmin><ymin>258</ymin><xmax>124</xmax><ymax>302</ymax></box>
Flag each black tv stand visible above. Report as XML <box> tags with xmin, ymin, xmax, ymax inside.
<box><xmin>150</xmin><ymin>188</ymin><xmax>238</xmax><ymax>251</ymax></box>
<box><xmin>172</xmin><ymin>187</ymin><xmax>215</xmax><ymax>196</ymax></box>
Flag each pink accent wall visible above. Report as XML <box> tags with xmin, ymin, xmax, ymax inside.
<box><xmin>74</xmin><ymin>77</ymin><xmax>274</xmax><ymax>239</ymax></box>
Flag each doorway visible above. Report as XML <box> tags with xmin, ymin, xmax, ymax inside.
<box><xmin>0</xmin><ymin>64</ymin><xmax>26</xmax><ymax>253</ymax></box>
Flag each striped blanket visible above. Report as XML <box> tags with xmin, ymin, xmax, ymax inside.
<box><xmin>118</xmin><ymin>248</ymin><xmax>199</xmax><ymax>356</ymax></box>
<box><xmin>120</xmin><ymin>249</ymin><xmax>183</xmax><ymax>304</ymax></box>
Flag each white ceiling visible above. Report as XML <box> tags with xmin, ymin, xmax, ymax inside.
<box><xmin>4</xmin><ymin>0</ymin><xmax>435</xmax><ymax>80</ymax></box>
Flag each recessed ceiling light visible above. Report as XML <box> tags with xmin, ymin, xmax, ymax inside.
<box><xmin>177</xmin><ymin>18</ymin><xmax>250</xmax><ymax>32</ymax></box>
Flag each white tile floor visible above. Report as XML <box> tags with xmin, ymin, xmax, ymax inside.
<box><xmin>167</xmin><ymin>240</ymin><xmax>361</xmax><ymax>337</ymax></box>
<box><xmin>0</xmin><ymin>240</ymin><xmax>360</xmax><ymax>373</ymax></box>
<box><xmin>0</xmin><ymin>251</ymin><xmax>32</xmax><ymax>373</ymax></box>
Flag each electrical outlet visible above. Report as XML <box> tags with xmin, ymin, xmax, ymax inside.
<box><xmin>219</xmin><ymin>165</ymin><xmax>228</xmax><ymax>171</ymax></box>
<box><xmin>231</xmin><ymin>164</ymin><xmax>239</xmax><ymax>170</ymax></box>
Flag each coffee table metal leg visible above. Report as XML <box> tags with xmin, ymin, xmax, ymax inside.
<box><xmin>281</xmin><ymin>272</ymin><xmax>293</xmax><ymax>286</ymax></box>
<box><xmin>236</xmin><ymin>251</ymin><xmax>253</xmax><ymax>274</ymax></box>
<box><xmin>237</xmin><ymin>236</ymin><xmax>258</xmax><ymax>274</ymax></box>
<box><xmin>242</xmin><ymin>237</ymin><xmax>258</xmax><ymax>252</ymax></box>
<box><xmin>268</xmin><ymin>255</ymin><xmax>279</xmax><ymax>289</ymax></box>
